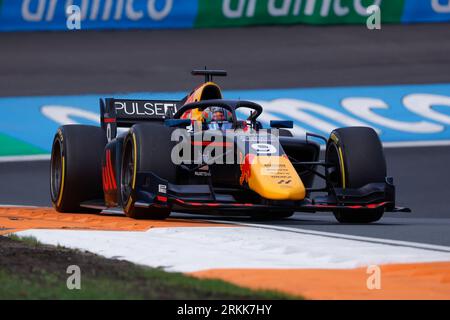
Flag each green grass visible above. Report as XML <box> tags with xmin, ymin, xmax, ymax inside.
<box><xmin>7</xmin><ymin>234</ymin><xmax>41</xmax><ymax>247</ymax></box>
<box><xmin>0</xmin><ymin>235</ymin><xmax>293</xmax><ymax>300</ymax></box>
<box><xmin>0</xmin><ymin>267</ymin><xmax>290</xmax><ymax>300</ymax></box>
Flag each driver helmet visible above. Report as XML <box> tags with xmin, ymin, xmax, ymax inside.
<box><xmin>212</xmin><ymin>107</ymin><xmax>225</xmax><ymax>121</ymax></box>
<box><xmin>203</xmin><ymin>107</ymin><xmax>233</xmax><ymax>130</ymax></box>
<box><xmin>202</xmin><ymin>107</ymin><xmax>232</xmax><ymax>122</ymax></box>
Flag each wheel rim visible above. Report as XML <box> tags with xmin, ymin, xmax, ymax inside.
<box><xmin>50</xmin><ymin>139</ymin><xmax>63</xmax><ymax>202</ymax></box>
<box><xmin>121</xmin><ymin>141</ymin><xmax>134</xmax><ymax>204</ymax></box>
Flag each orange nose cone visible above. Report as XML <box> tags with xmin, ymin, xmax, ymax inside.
<box><xmin>242</xmin><ymin>155</ymin><xmax>305</xmax><ymax>201</ymax></box>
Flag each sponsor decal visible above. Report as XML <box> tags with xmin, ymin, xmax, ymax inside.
<box><xmin>194</xmin><ymin>171</ymin><xmax>211</xmax><ymax>177</ymax></box>
<box><xmin>158</xmin><ymin>184</ymin><xmax>167</xmax><ymax>193</ymax></box>
<box><xmin>114</xmin><ymin>100</ymin><xmax>178</xmax><ymax>118</ymax></box>
<box><xmin>239</xmin><ymin>153</ymin><xmax>254</xmax><ymax>185</ymax></box>
<box><xmin>0</xmin><ymin>83</ymin><xmax>450</xmax><ymax>157</ymax></box>
<box><xmin>251</xmin><ymin>142</ymin><xmax>277</xmax><ymax>155</ymax></box>
<box><xmin>196</xmin><ymin>0</ymin><xmax>405</xmax><ymax>28</ymax></box>
<box><xmin>261</xmin><ymin>162</ymin><xmax>292</xmax><ymax>180</ymax></box>
<box><xmin>170</xmin><ymin>128</ymin><xmax>282</xmax><ymax>165</ymax></box>
<box><xmin>0</xmin><ymin>1</ymin><xmax>449</xmax><ymax>31</ymax></box>
<box><xmin>0</xmin><ymin>0</ymin><xmax>197</xmax><ymax>31</ymax></box>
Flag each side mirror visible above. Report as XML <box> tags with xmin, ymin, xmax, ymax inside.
<box><xmin>164</xmin><ymin>119</ymin><xmax>191</xmax><ymax>128</ymax></box>
<box><xmin>270</xmin><ymin>120</ymin><xmax>293</xmax><ymax>129</ymax></box>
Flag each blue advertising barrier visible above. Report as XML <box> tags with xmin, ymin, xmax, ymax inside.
<box><xmin>0</xmin><ymin>83</ymin><xmax>450</xmax><ymax>157</ymax></box>
<box><xmin>402</xmin><ymin>0</ymin><xmax>450</xmax><ymax>23</ymax></box>
<box><xmin>0</xmin><ymin>0</ymin><xmax>197</xmax><ymax>31</ymax></box>
<box><xmin>0</xmin><ymin>0</ymin><xmax>449</xmax><ymax>32</ymax></box>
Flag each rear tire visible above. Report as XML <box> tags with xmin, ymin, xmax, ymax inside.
<box><xmin>121</xmin><ymin>123</ymin><xmax>176</xmax><ymax>219</ymax></box>
<box><xmin>50</xmin><ymin>125</ymin><xmax>107</xmax><ymax>212</ymax></box>
<box><xmin>326</xmin><ymin>127</ymin><xmax>386</xmax><ymax>224</ymax></box>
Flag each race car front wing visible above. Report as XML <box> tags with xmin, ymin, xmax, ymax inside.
<box><xmin>131</xmin><ymin>172</ymin><xmax>410</xmax><ymax>215</ymax></box>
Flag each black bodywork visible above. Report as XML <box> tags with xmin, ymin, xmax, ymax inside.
<box><xmin>82</xmin><ymin>98</ymin><xmax>409</xmax><ymax>217</ymax></box>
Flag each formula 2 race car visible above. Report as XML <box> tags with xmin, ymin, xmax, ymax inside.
<box><xmin>50</xmin><ymin>69</ymin><xmax>409</xmax><ymax>223</ymax></box>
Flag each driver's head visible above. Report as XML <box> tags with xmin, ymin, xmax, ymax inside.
<box><xmin>212</xmin><ymin>110</ymin><xmax>225</xmax><ymax>122</ymax></box>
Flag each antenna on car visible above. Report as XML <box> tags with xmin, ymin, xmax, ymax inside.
<box><xmin>191</xmin><ymin>67</ymin><xmax>227</xmax><ymax>83</ymax></box>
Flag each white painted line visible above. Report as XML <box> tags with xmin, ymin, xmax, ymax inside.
<box><xmin>0</xmin><ymin>154</ymin><xmax>50</xmax><ymax>163</ymax></box>
<box><xmin>0</xmin><ymin>204</ymin><xmax>124</xmax><ymax>214</ymax></box>
<box><xmin>209</xmin><ymin>220</ymin><xmax>450</xmax><ymax>253</ymax></box>
<box><xmin>0</xmin><ymin>204</ymin><xmax>38</xmax><ymax>208</ymax></box>
<box><xmin>16</xmin><ymin>227</ymin><xmax>450</xmax><ymax>273</ymax></box>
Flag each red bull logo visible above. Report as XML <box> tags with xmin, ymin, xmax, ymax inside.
<box><xmin>239</xmin><ymin>153</ymin><xmax>255</xmax><ymax>186</ymax></box>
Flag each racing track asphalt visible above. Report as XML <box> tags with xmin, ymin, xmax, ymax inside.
<box><xmin>1</xmin><ymin>23</ymin><xmax>450</xmax><ymax>96</ymax></box>
<box><xmin>1</xmin><ymin>147</ymin><xmax>449</xmax><ymax>246</ymax></box>
<box><xmin>0</xmin><ymin>24</ymin><xmax>449</xmax><ymax>246</ymax></box>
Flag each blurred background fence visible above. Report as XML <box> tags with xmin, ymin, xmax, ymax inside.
<box><xmin>0</xmin><ymin>0</ymin><xmax>449</xmax><ymax>32</ymax></box>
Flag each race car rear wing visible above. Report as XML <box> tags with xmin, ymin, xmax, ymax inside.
<box><xmin>100</xmin><ymin>98</ymin><xmax>180</xmax><ymax>139</ymax></box>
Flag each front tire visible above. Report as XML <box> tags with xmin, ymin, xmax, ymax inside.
<box><xmin>121</xmin><ymin>123</ymin><xmax>176</xmax><ymax>219</ymax></box>
<box><xmin>326</xmin><ymin>127</ymin><xmax>386</xmax><ymax>224</ymax></box>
